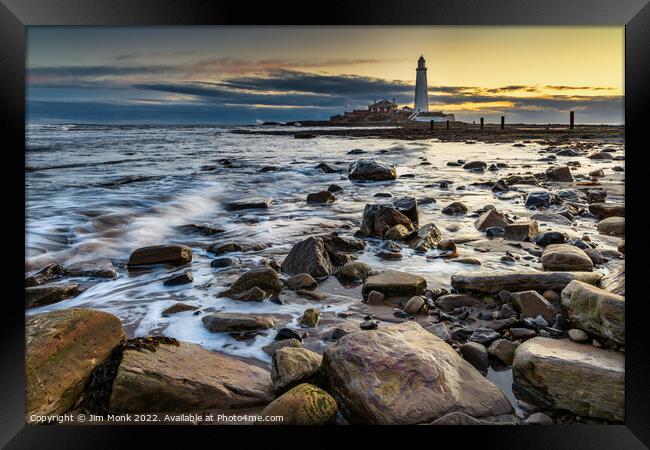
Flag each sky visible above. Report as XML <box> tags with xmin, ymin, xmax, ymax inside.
<box><xmin>26</xmin><ymin>26</ymin><xmax>625</xmax><ymax>124</ymax></box>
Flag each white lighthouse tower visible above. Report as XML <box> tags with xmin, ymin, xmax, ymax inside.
<box><xmin>414</xmin><ymin>55</ymin><xmax>429</xmax><ymax>113</ymax></box>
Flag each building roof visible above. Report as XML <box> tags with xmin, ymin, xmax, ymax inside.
<box><xmin>370</xmin><ymin>99</ymin><xmax>397</xmax><ymax>107</ymax></box>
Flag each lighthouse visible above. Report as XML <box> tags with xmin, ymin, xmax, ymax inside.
<box><xmin>414</xmin><ymin>55</ymin><xmax>429</xmax><ymax>113</ymax></box>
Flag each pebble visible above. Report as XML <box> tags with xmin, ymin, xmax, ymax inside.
<box><xmin>568</xmin><ymin>328</ymin><xmax>589</xmax><ymax>342</ymax></box>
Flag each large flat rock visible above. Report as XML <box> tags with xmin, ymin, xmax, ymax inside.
<box><xmin>224</xmin><ymin>197</ymin><xmax>273</xmax><ymax>211</ymax></box>
<box><xmin>362</xmin><ymin>270</ymin><xmax>426</xmax><ymax>298</ymax></box>
<box><xmin>451</xmin><ymin>271</ymin><xmax>602</xmax><ymax>295</ymax></box>
<box><xmin>109</xmin><ymin>342</ymin><xmax>274</xmax><ymax>412</ymax></box>
<box><xmin>541</xmin><ymin>244</ymin><xmax>593</xmax><ymax>272</ymax></box>
<box><xmin>26</xmin><ymin>309</ymin><xmax>125</xmax><ymax>419</ymax></box>
<box><xmin>322</xmin><ymin>322</ymin><xmax>513</xmax><ymax>424</ymax></box>
<box><xmin>513</xmin><ymin>337</ymin><xmax>624</xmax><ymax>421</ymax></box>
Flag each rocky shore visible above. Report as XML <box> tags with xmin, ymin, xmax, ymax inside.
<box><xmin>25</xmin><ymin>129</ymin><xmax>625</xmax><ymax>425</ymax></box>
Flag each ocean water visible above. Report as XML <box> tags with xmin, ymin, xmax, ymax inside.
<box><xmin>25</xmin><ymin>123</ymin><xmax>624</xmax><ymax>363</ymax></box>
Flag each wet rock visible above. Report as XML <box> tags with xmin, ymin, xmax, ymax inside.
<box><xmin>435</xmin><ymin>294</ymin><xmax>481</xmax><ymax>311</ymax></box>
<box><xmin>177</xmin><ymin>223</ymin><xmax>224</xmax><ymax>236</ymax></box>
<box><xmin>431</xmin><ymin>412</ymin><xmax>519</xmax><ymax>425</ymax></box>
<box><xmin>568</xmin><ymin>328</ymin><xmax>589</xmax><ymax>342</ymax></box>
<box><xmin>474</xmin><ymin>209</ymin><xmax>508</xmax><ymax>231</ymax></box>
<box><xmin>315</xmin><ymin>162</ymin><xmax>340</xmax><ymax>173</ymax></box>
<box><xmin>451</xmin><ymin>271</ymin><xmax>602</xmax><ymax>295</ymax></box>
<box><xmin>281</xmin><ymin>236</ymin><xmax>334</xmax><ymax>278</ymax></box>
<box><xmin>360</xmin><ymin>204</ymin><xmax>415</xmax><ymax>238</ymax></box>
<box><xmin>260</xmin><ymin>383</ymin><xmax>337</xmax><ymax>425</ymax></box>
<box><xmin>207</xmin><ymin>242</ymin><xmax>243</xmax><ymax>255</ymax></box>
<box><xmin>488</xmin><ymin>339</ymin><xmax>517</xmax><ymax>365</ymax></box>
<box><xmin>362</xmin><ymin>270</ymin><xmax>427</xmax><ymax>299</ymax></box>
<box><xmin>163</xmin><ymin>271</ymin><xmax>193</xmax><ymax>286</ymax></box>
<box><xmin>583</xmin><ymin>248</ymin><xmax>604</xmax><ymax>265</ymax></box>
<box><xmin>486</xmin><ymin>227</ymin><xmax>505</xmax><ymax>237</ymax></box>
<box><xmin>454</xmin><ymin>257</ymin><xmax>482</xmax><ymax>265</ymax></box>
<box><xmin>545</xmin><ymin>166</ymin><xmax>573</xmax><ymax>182</ymax></box>
<box><xmin>348</xmin><ymin>159</ymin><xmax>397</xmax><ymax>181</ymax></box>
<box><xmin>64</xmin><ymin>260</ymin><xmax>118</xmax><ymax>279</ymax></box>
<box><xmin>543</xmin><ymin>290</ymin><xmax>560</xmax><ymax>303</ymax></box>
<box><xmin>600</xmin><ymin>264</ymin><xmax>624</xmax><ymax>296</ymax></box>
<box><xmin>468</xmin><ymin>328</ymin><xmax>502</xmax><ymax>346</ymax></box>
<box><xmin>25</xmin><ymin>263</ymin><xmax>65</xmax><ymax>287</ymax></box>
<box><xmin>460</xmin><ymin>342</ymin><xmax>489</xmax><ymax>372</ymax></box>
<box><xmin>109</xmin><ymin>341</ymin><xmax>274</xmax><ymax>412</ymax></box>
<box><xmin>211</xmin><ymin>257</ymin><xmax>239</xmax><ymax>268</ymax></box>
<box><xmin>463</xmin><ymin>161</ymin><xmax>488</xmax><ymax>171</ymax></box>
<box><xmin>524</xmin><ymin>191</ymin><xmax>560</xmax><ymax>209</ymax></box>
<box><xmin>276</xmin><ymin>328</ymin><xmax>304</xmax><ymax>342</ymax></box>
<box><xmin>224</xmin><ymin>197</ymin><xmax>273</xmax><ymax>211</ymax></box>
<box><xmin>328</xmin><ymin>184</ymin><xmax>343</xmax><ymax>193</ymax></box>
<box><xmin>513</xmin><ymin>337</ymin><xmax>624</xmax><ymax>421</ymax></box>
<box><xmin>286</xmin><ymin>273</ymin><xmax>318</xmax><ymax>290</ymax></box>
<box><xmin>384</xmin><ymin>224</ymin><xmax>409</xmax><ymax>240</ymax></box>
<box><xmin>588</xmin><ymin>151</ymin><xmax>613</xmax><ymax>160</ymax></box>
<box><xmin>557</xmin><ymin>148</ymin><xmax>580</xmax><ymax>156</ymax></box>
<box><xmin>228</xmin><ymin>286</ymin><xmax>267</xmax><ymax>302</ymax></box>
<box><xmin>162</xmin><ymin>303</ymin><xmax>198</xmax><ymax>316</ymax></box>
<box><xmin>438</xmin><ymin>239</ymin><xmax>457</xmax><ymax>254</ymax></box>
<box><xmin>127</xmin><ymin>244</ymin><xmax>192</xmax><ymax>267</ymax></box>
<box><xmin>492</xmin><ymin>179</ymin><xmax>510</xmax><ymax>192</ymax></box>
<box><xmin>307</xmin><ymin>190</ymin><xmax>336</xmax><ymax>204</ymax></box>
<box><xmin>336</xmin><ymin>261</ymin><xmax>373</xmax><ymax>283</ymax></box>
<box><xmin>589</xmin><ymin>203</ymin><xmax>624</xmax><ymax>219</ymax></box>
<box><xmin>530</xmin><ymin>212</ymin><xmax>572</xmax><ymax>225</ymax></box>
<box><xmin>597</xmin><ymin>217</ymin><xmax>625</xmax><ymax>236</ymax></box>
<box><xmin>405</xmin><ymin>223</ymin><xmax>442</xmax><ymax>252</ymax></box>
<box><xmin>424</xmin><ymin>322</ymin><xmax>451</xmax><ymax>342</ymax></box>
<box><xmin>366</xmin><ymin>290</ymin><xmax>385</xmax><ymax>305</ymax></box>
<box><xmin>271</xmin><ymin>348</ymin><xmax>322</xmax><ymax>392</ymax></box>
<box><xmin>25</xmin><ymin>283</ymin><xmax>80</xmax><ymax>309</ymax></box>
<box><xmin>26</xmin><ymin>309</ymin><xmax>125</xmax><ymax>418</ymax></box>
<box><xmin>403</xmin><ymin>296</ymin><xmax>426</xmax><ymax>315</ymax></box>
<box><xmin>511</xmin><ymin>290</ymin><xmax>557</xmax><ymax>322</ymax></box>
<box><xmin>509</xmin><ymin>328</ymin><xmax>537</xmax><ymax>340</ymax></box>
<box><xmin>535</xmin><ymin>231</ymin><xmax>566</xmax><ymax>247</ymax></box>
<box><xmin>360</xmin><ymin>319</ymin><xmax>379</xmax><ymax>330</ymax></box>
<box><xmin>561</xmin><ymin>280</ymin><xmax>624</xmax><ymax>344</ymax></box>
<box><xmin>541</xmin><ymin>244</ymin><xmax>593</xmax><ymax>271</ymax></box>
<box><xmin>586</xmin><ymin>189</ymin><xmax>607</xmax><ymax>203</ymax></box>
<box><xmin>442</xmin><ymin>201</ymin><xmax>468</xmax><ymax>215</ymax></box>
<box><xmin>262</xmin><ymin>338</ymin><xmax>302</xmax><ymax>356</ymax></box>
<box><xmin>298</xmin><ymin>308</ymin><xmax>321</xmax><ymax>327</ymax></box>
<box><xmin>321</xmin><ymin>322</ymin><xmax>513</xmax><ymax>424</ymax></box>
<box><xmin>221</xmin><ymin>266</ymin><xmax>282</xmax><ymax>298</ymax></box>
<box><xmin>504</xmin><ymin>221</ymin><xmax>538</xmax><ymax>241</ymax></box>
<box><xmin>392</xmin><ymin>196</ymin><xmax>419</xmax><ymax>225</ymax></box>
<box><xmin>202</xmin><ymin>313</ymin><xmax>276</xmax><ymax>332</ymax></box>
<box><xmin>589</xmin><ymin>168</ymin><xmax>605</xmax><ymax>177</ymax></box>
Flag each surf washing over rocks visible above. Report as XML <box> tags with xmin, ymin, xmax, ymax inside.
<box><xmin>25</xmin><ymin>123</ymin><xmax>625</xmax><ymax>425</ymax></box>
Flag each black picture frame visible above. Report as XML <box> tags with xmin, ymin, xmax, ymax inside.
<box><xmin>2</xmin><ymin>0</ymin><xmax>649</xmax><ymax>447</ymax></box>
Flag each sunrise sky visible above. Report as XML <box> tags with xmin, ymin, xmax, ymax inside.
<box><xmin>27</xmin><ymin>26</ymin><xmax>625</xmax><ymax>124</ymax></box>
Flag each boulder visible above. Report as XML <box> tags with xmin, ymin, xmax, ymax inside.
<box><xmin>424</xmin><ymin>322</ymin><xmax>451</xmax><ymax>342</ymax></box>
<box><xmin>307</xmin><ymin>191</ymin><xmax>336</xmax><ymax>204</ymax></box>
<box><xmin>328</xmin><ymin>184</ymin><xmax>343</xmax><ymax>193</ymax></box>
<box><xmin>362</xmin><ymin>271</ymin><xmax>427</xmax><ymax>298</ymax></box>
<box><xmin>64</xmin><ymin>260</ymin><xmax>118</xmax><ymax>279</ymax></box>
<box><xmin>589</xmin><ymin>203</ymin><xmax>625</xmax><ymax>219</ymax></box>
<box><xmin>451</xmin><ymin>271</ymin><xmax>602</xmax><ymax>295</ymax></box>
<box><xmin>474</xmin><ymin>209</ymin><xmax>508</xmax><ymax>231</ymax></box>
<box><xmin>109</xmin><ymin>342</ymin><xmax>274</xmax><ymax>412</ymax></box>
<box><xmin>228</xmin><ymin>286</ymin><xmax>267</xmax><ymax>302</ymax></box>
<box><xmin>504</xmin><ymin>221</ymin><xmax>538</xmax><ymax>241</ymax></box>
<box><xmin>442</xmin><ymin>202</ymin><xmax>468</xmax><ymax>215</ymax></box>
<box><xmin>221</xmin><ymin>266</ymin><xmax>282</xmax><ymax>298</ymax></box>
<box><xmin>262</xmin><ymin>338</ymin><xmax>302</xmax><ymax>356</ymax></box>
<box><xmin>561</xmin><ymin>280</ymin><xmax>624</xmax><ymax>344</ymax></box>
<box><xmin>463</xmin><ymin>161</ymin><xmax>488</xmax><ymax>171</ymax></box>
<box><xmin>460</xmin><ymin>342</ymin><xmax>489</xmax><ymax>372</ymax></box>
<box><xmin>384</xmin><ymin>224</ymin><xmax>409</xmax><ymax>240</ymax></box>
<box><xmin>488</xmin><ymin>339</ymin><xmax>517</xmax><ymax>365</ymax></box>
<box><xmin>405</xmin><ymin>223</ymin><xmax>442</xmax><ymax>252</ymax></box>
<box><xmin>271</xmin><ymin>347</ymin><xmax>322</xmax><ymax>391</ymax></box>
<box><xmin>162</xmin><ymin>303</ymin><xmax>198</xmax><ymax>316</ymax></box>
<box><xmin>435</xmin><ymin>294</ymin><xmax>481</xmax><ymax>311</ymax></box>
<box><xmin>336</xmin><ymin>261</ymin><xmax>373</xmax><ymax>283</ymax></box>
<box><xmin>541</xmin><ymin>244</ymin><xmax>593</xmax><ymax>271</ymax></box>
<box><xmin>207</xmin><ymin>242</ymin><xmax>242</xmax><ymax>255</ymax></box>
<box><xmin>374</xmin><ymin>206</ymin><xmax>415</xmax><ymax>238</ymax></box>
<box><xmin>535</xmin><ymin>231</ymin><xmax>566</xmax><ymax>247</ymax></box>
<box><xmin>321</xmin><ymin>322</ymin><xmax>513</xmax><ymax>424</ymax></box>
<box><xmin>260</xmin><ymin>383</ymin><xmax>337</xmax><ymax>425</ymax></box>
<box><xmin>163</xmin><ymin>271</ymin><xmax>193</xmax><ymax>286</ymax></box>
<box><xmin>26</xmin><ymin>309</ymin><xmax>125</xmax><ymax>419</ymax></box>
<box><xmin>25</xmin><ymin>283</ymin><xmax>80</xmax><ymax>309</ymax></box>
<box><xmin>224</xmin><ymin>197</ymin><xmax>273</xmax><ymax>211</ymax></box>
<box><xmin>530</xmin><ymin>212</ymin><xmax>572</xmax><ymax>225</ymax></box>
<box><xmin>281</xmin><ymin>237</ymin><xmax>333</xmax><ymax>278</ymax></box>
<box><xmin>597</xmin><ymin>217</ymin><xmax>625</xmax><ymax>236</ymax></box>
<box><xmin>127</xmin><ymin>244</ymin><xmax>192</xmax><ymax>266</ymax></box>
<box><xmin>392</xmin><ymin>197</ymin><xmax>419</xmax><ymax>225</ymax></box>
<box><xmin>348</xmin><ymin>159</ymin><xmax>397</xmax><ymax>181</ymax></box>
<box><xmin>511</xmin><ymin>290</ymin><xmax>557</xmax><ymax>322</ymax></box>
<box><xmin>524</xmin><ymin>191</ymin><xmax>560</xmax><ymax>209</ymax></box>
<box><xmin>25</xmin><ymin>263</ymin><xmax>65</xmax><ymax>287</ymax></box>
<box><xmin>545</xmin><ymin>166</ymin><xmax>573</xmax><ymax>182</ymax></box>
<box><xmin>403</xmin><ymin>296</ymin><xmax>426</xmax><ymax>315</ymax></box>
<box><xmin>298</xmin><ymin>308</ymin><xmax>321</xmax><ymax>327</ymax></box>
<box><xmin>512</xmin><ymin>337</ymin><xmax>624</xmax><ymax>421</ymax></box>
<box><xmin>202</xmin><ymin>313</ymin><xmax>276</xmax><ymax>332</ymax></box>
<box><xmin>285</xmin><ymin>273</ymin><xmax>318</xmax><ymax>290</ymax></box>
